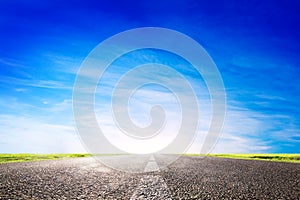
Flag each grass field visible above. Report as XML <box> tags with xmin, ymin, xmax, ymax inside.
<box><xmin>0</xmin><ymin>154</ymin><xmax>91</xmax><ymax>164</ymax></box>
<box><xmin>205</xmin><ymin>154</ymin><xmax>300</xmax><ymax>163</ymax></box>
<box><xmin>1</xmin><ymin>153</ymin><xmax>300</xmax><ymax>164</ymax></box>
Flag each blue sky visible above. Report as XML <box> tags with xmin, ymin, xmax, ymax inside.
<box><xmin>0</xmin><ymin>0</ymin><xmax>299</xmax><ymax>153</ymax></box>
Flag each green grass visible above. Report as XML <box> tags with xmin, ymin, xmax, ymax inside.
<box><xmin>2</xmin><ymin>153</ymin><xmax>299</xmax><ymax>164</ymax></box>
<box><xmin>185</xmin><ymin>154</ymin><xmax>300</xmax><ymax>163</ymax></box>
<box><xmin>0</xmin><ymin>153</ymin><xmax>91</xmax><ymax>164</ymax></box>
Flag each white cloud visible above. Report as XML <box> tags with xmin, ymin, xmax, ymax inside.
<box><xmin>1</xmin><ymin>51</ymin><xmax>293</xmax><ymax>154</ymax></box>
<box><xmin>0</xmin><ymin>57</ymin><xmax>25</xmax><ymax>68</ymax></box>
<box><xmin>15</xmin><ymin>88</ymin><xmax>27</xmax><ymax>92</ymax></box>
<box><xmin>0</xmin><ymin>114</ymin><xmax>86</xmax><ymax>153</ymax></box>
<box><xmin>208</xmin><ymin>106</ymin><xmax>272</xmax><ymax>153</ymax></box>
<box><xmin>0</xmin><ymin>75</ymin><xmax>73</xmax><ymax>90</ymax></box>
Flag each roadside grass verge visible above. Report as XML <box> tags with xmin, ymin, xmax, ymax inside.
<box><xmin>185</xmin><ymin>154</ymin><xmax>300</xmax><ymax>163</ymax></box>
<box><xmin>0</xmin><ymin>154</ymin><xmax>91</xmax><ymax>164</ymax></box>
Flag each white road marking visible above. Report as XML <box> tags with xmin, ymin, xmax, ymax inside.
<box><xmin>130</xmin><ymin>175</ymin><xmax>172</xmax><ymax>200</ymax></box>
<box><xmin>80</xmin><ymin>163</ymin><xmax>111</xmax><ymax>172</ymax></box>
<box><xmin>130</xmin><ymin>155</ymin><xmax>172</xmax><ymax>199</ymax></box>
<box><xmin>144</xmin><ymin>161</ymin><xmax>160</xmax><ymax>172</ymax></box>
<box><xmin>149</xmin><ymin>155</ymin><xmax>156</xmax><ymax>161</ymax></box>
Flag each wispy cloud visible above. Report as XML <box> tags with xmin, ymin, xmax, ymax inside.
<box><xmin>1</xmin><ymin>1</ymin><xmax>300</xmax><ymax>154</ymax></box>
<box><xmin>0</xmin><ymin>75</ymin><xmax>73</xmax><ymax>90</ymax></box>
<box><xmin>0</xmin><ymin>57</ymin><xmax>25</xmax><ymax>68</ymax></box>
<box><xmin>0</xmin><ymin>114</ymin><xmax>86</xmax><ymax>153</ymax></box>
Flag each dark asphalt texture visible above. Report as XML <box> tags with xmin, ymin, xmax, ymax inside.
<box><xmin>0</xmin><ymin>155</ymin><xmax>299</xmax><ymax>199</ymax></box>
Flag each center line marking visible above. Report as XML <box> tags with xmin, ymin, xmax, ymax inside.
<box><xmin>144</xmin><ymin>161</ymin><xmax>159</xmax><ymax>172</ymax></box>
<box><xmin>130</xmin><ymin>155</ymin><xmax>172</xmax><ymax>199</ymax></box>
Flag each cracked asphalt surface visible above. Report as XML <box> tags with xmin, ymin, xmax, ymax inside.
<box><xmin>0</xmin><ymin>155</ymin><xmax>299</xmax><ymax>199</ymax></box>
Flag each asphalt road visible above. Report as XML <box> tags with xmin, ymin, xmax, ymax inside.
<box><xmin>0</xmin><ymin>155</ymin><xmax>299</xmax><ymax>199</ymax></box>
